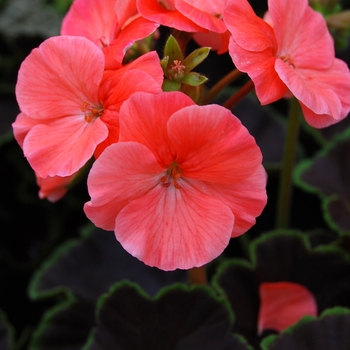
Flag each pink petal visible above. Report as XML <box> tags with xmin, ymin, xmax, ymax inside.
<box><xmin>186</xmin><ymin>164</ymin><xmax>267</xmax><ymax>236</ymax></box>
<box><xmin>115</xmin><ymin>181</ymin><xmax>234</xmax><ymax>270</ymax></box>
<box><xmin>84</xmin><ymin>142</ymin><xmax>164</xmax><ymax>230</ymax></box>
<box><xmin>95</xmin><ymin>69</ymin><xmax>163</xmax><ymax>158</ymax></box>
<box><xmin>167</xmin><ymin>104</ymin><xmax>263</xmax><ymax>184</ymax></box>
<box><xmin>258</xmin><ymin>282</ymin><xmax>317</xmax><ymax>334</ymax></box>
<box><xmin>175</xmin><ymin>0</ymin><xmax>227</xmax><ymax>33</ymax></box>
<box><xmin>228</xmin><ymin>39</ymin><xmax>287</xmax><ymax>105</ymax></box>
<box><xmin>137</xmin><ymin>0</ymin><xmax>204</xmax><ymax>32</ymax></box>
<box><xmin>23</xmin><ymin>117</ymin><xmax>108</xmax><ymax>177</ymax></box>
<box><xmin>61</xmin><ymin>0</ymin><xmax>117</xmax><ymax>49</ymax></box>
<box><xmin>275</xmin><ymin>59</ymin><xmax>343</xmax><ymax>119</ymax></box>
<box><xmin>36</xmin><ymin>173</ymin><xmax>77</xmax><ymax>202</ymax></box>
<box><xmin>269</xmin><ymin>0</ymin><xmax>334</xmax><ymax>69</ymax></box>
<box><xmin>119</xmin><ymin>92</ymin><xmax>194</xmax><ymax>167</ymax></box>
<box><xmin>16</xmin><ymin>36</ymin><xmax>104</xmax><ymax>120</ymax></box>
<box><xmin>114</xmin><ymin>0</ymin><xmax>137</xmax><ymax>27</ymax></box>
<box><xmin>223</xmin><ymin>0</ymin><xmax>277</xmax><ymax>52</ymax></box>
<box><xmin>12</xmin><ymin>112</ymin><xmax>41</xmax><ymax>148</ymax></box>
<box><xmin>109</xmin><ymin>16</ymin><xmax>159</xmax><ymax>64</ymax></box>
<box><xmin>192</xmin><ymin>30</ymin><xmax>230</xmax><ymax>54</ymax></box>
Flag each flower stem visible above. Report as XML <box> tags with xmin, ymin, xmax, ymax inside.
<box><xmin>276</xmin><ymin>98</ymin><xmax>301</xmax><ymax>229</ymax></box>
<box><xmin>222</xmin><ymin>79</ymin><xmax>255</xmax><ymax>109</ymax></box>
<box><xmin>202</xmin><ymin>68</ymin><xmax>243</xmax><ymax>105</ymax></box>
<box><xmin>188</xmin><ymin>266</ymin><xmax>207</xmax><ymax>285</ymax></box>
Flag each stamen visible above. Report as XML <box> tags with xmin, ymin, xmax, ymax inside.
<box><xmin>81</xmin><ymin>101</ymin><xmax>104</xmax><ymax>123</ymax></box>
<box><xmin>160</xmin><ymin>162</ymin><xmax>182</xmax><ymax>189</ymax></box>
<box><xmin>171</xmin><ymin>60</ymin><xmax>186</xmax><ymax>77</ymax></box>
<box><xmin>280</xmin><ymin>54</ymin><xmax>295</xmax><ymax>69</ymax></box>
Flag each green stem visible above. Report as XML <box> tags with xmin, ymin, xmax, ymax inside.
<box><xmin>222</xmin><ymin>79</ymin><xmax>255</xmax><ymax>109</ymax></box>
<box><xmin>276</xmin><ymin>98</ymin><xmax>301</xmax><ymax>229</ymax></box>
<box><xmin>188</xmin><ymin>266</ymin><xmax>207</xmax><ymax>285</ymax></box>
<box><xmin>202</xmin><ymin>68</ymin><xmax>243</xmax><ymax>105</ymax></box>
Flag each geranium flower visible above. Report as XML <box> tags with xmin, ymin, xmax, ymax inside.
<box><xmin>84</xmin><ymin>91</ymin><xmax>267</xmax><ymax>270</ymax></box>
<box><xmin>223</xmin><ymin>0</ymin><xmax>350</xmax><ymax>128</ymax></box>
<box><xmin>61</xmin><ymin>0</ymin><xmax>159</xmax><ymax>69</ymax></box>
<box><xmin>258</xmin><ymin>281</ymin><xmax>318</xmax><ymax>334</ymax></box>
<box><xmin>14</xmin><ymin>36</ymin><xmax>163</xmax><ymax>178</ymax></box>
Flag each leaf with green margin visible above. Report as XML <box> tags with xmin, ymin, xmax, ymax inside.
<box><xmin>212</xmin><ymin>230</ymin><xmax>350</xmax><ymax>349</ymax></box>
<box><xmin>261</xmin><ymin>307</ymin><xmax>350</xmax><ymax>350</ymax></box>
<box><xmin>30</xmin><ymin>298</ymin><xmax>95</xmax><ymax>350</ymax></box>
<box><xmin>29</xmin><ymin>225</ymin><xmax>187</xmax><ymax>302</ymax></box>
<box><xmin>28</xmin><ymin>225</ymin><xmax>187</xmax><ymax>349</ymax></box>
<box><xmin>83</xmin><ymin>282</ymin><xmax>253</xmax><ymax>350</ymax></box>
<box><xmin>0</xmin><ymin>309</ymin><xmax>14</xmax><ymax>350</ymax></box>
<box><xmin>294</xmin><ymin>127</ymin><xmax>350</xmax><ymax>233</ymax></box>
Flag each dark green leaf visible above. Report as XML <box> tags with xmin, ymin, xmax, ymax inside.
<box><xmin>294</xmin><ymin>127</ymin><xmax>350</xmax><ymax>233</ymax></box>
<box><xmin>261</xmin><ymin>307</ymin><xmax>350</xmax><ymax>350</ymax></box>
<box><xmin>84</xmin><ymin>282</ymin><xmax>252</xmax><ymax>350</ymax></box>
<box><xmin>213</xmin><ymin>230</ymin><xmax>350</xmax><ymax>348</ymax></box>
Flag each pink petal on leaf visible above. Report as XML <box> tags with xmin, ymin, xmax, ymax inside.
<box><xmin>115</xmin><ymin>181</ymin><xmax>234</xmax><ymax>270</ymax></box>
<box><xmin>258</xmin><ymin>281</ymin><xmax>317</xmax><ymax>334</ymax></box>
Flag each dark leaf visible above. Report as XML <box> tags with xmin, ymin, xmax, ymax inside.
<box><xmin>84</xmin><ymin>282</ymin><xmax>252</xmax><ymax>350</ymax></box>
<box><xmin>294</xmin><ymin>128</ymin><xmax>350</xmax><ymax>232</ymax></box>
<box><xmin>261</xmin><ymin>307</ymin><xmax>350</xmax><ymax>350</ymax></box>
<box><xmin>213</xmin><ymin>230</ymin><xmax>350</xmax><ymax>348</ymax></box>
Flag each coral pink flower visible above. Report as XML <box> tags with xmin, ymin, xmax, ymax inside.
<box><xmin>84</xmin><ymin>91</ymin><xmax>267</xmax><ymax>270</ymax></box>
<box><xmin>223</xmin><ymin>0</ymin><xmax>350</xmax><ymax>128</ymax></box>
<box><xmin>14</xmin><ymin>36</ymin><xmax>163</xmax><ymax>178</ymax></box>
<box><xmin>61</xmin><ymin>0</ymin><xmax>159</xmax><ymax>69</ymax></box>
<box><xmin>258</xmin><ymin>282</ymin><xmax>317</xmax><ymax>334</ymax></box>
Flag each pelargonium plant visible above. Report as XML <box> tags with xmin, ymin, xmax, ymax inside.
<box><xmin>3</xmin><ymin>0</ymin><xmax>350</xmax><ymax>348</ymax></box>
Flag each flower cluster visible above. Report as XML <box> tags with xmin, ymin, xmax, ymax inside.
<box><xmin>13</xmin><ymin>0</ymin><xmax>349</xmax><ymax>270</ymax></box>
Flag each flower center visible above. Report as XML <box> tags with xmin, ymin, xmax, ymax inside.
<box><xmin>81</xmin><ymin>101</ymin><xmax>104</xmax><ymax>123</ymax></box>
<box><xmin>280</xmin><ymin>54</ymin><xmax>295</xmax><ymax>69</ymax></box>
<box><xmin>160</xmin><ymin>161</ymin><xmax>182</xmax><ymax>189</ymax></box>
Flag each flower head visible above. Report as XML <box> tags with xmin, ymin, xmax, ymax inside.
<box><xmin>14</xmin><ymin>36</ymin><xmax>163</xmax><ymax>178</ymax></box>
<box><xmin>223</xmin><ymin>0</ymin><xmax>350</xmax><ymax>128</ymax></box>
<box><xmin>84</xmin><ymin>91</ymin><xmax>267</xmax><ymax>270</ymax></box>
